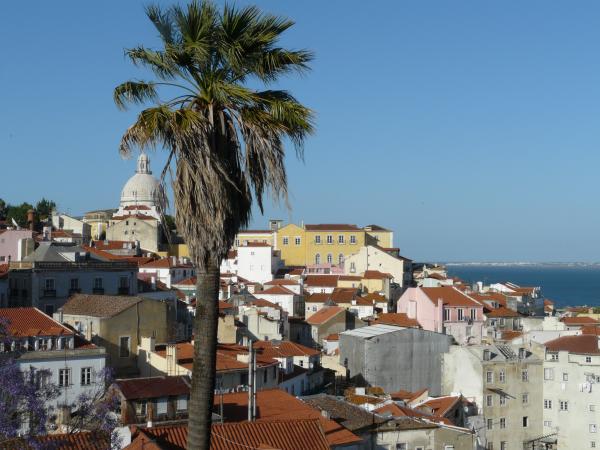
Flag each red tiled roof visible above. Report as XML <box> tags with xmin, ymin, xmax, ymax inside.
<box><xmin>112</xmin><ymin>214</ymin><xmax>155</xmax><ymax>220</ymax></box>
<box><xmin>581</xmin><ymin>325</ymin><xmax>600</xmax><ymax>336</ymax></box>
<box><xmin>305</xmin><ymin>293</ymin><xmax>331</xmax><ymax>303</ymax></box>
<box><xmin>31</xmin><ymin>431</ymin><xmax>110</xmax><ymax>449</ymax></box>
<box><xmin>561</xmin><ymin>316</ymin><xmax>599</xmax><ymax>326</ymax></box>
<box><xmin>91</xmin><ymin>240</ymin><xmax>136</xmax><ymax>250</ymax></box>
<box><xmin>140</xmin><ymin>258</ymin><xmax>192</xmax><ymax>269</ymax></box>
<box><xmin>0</xmin><ymin>307</ymin><xmax>73</xmax><ymax>337</ymax></box>
<box><xmin>331</xmin><ymin>288</ymin><xmax>360</xmax><ymax>304</ymax></box>
<box><xmin>259</xmin><ymin>285</ymin><xmax>296</xmax><ymax>296</ymax></box>
<box><xmin>304</xmin><ymin>275</ymin><xmax>339</xmax><ymax>288</ymax></box>
<box><xmin>214</xmin><ymin>389</ymin><xmax>361</xmax><ymax>447</ymax></box>
<box><xmin>306</xmin><ymin>306</ymin><xmax>344</xmax><ymax>325</ymax></box>
<box><xmin>114</xmin><ymin>376</ymin><xmax>190</xmax><ymax>400</ymax></box>
<box><xmin>324</xmin><ymin>333</ymin><xmax>339</xmax><ymax>341</ymax></box>
<box><xmin>418</xmin><ymin>396</ymin><xmax>461</xmax><ymax>417</ymax></box>
<box><xmin>238</xmin><ymin>229</ymin><xmax>272</xmax><ymax>234</ymax></box>
<box><xmin>240</xmin><ymin>242</ymin><xmax>271</xmax><ymax>247</ymax></box>
<box><xmin>373</xmin><ymin>313</ymin><xmax>421</xmax><ymax>328</ymax></box>
<box><xmin>486</xmin><ymin>307</ymin><xmax>520</xmax><ymax>318</ymax></box>
<box><xmin>546</xmin><ymin>335</ymin><xmax>600</xmax><ymax>355</ymax></box>
<box><xmin>305</xmin><ymin>224</ymin><xmax>360</xmax><ymax>231</ymax></box>
<box><xmin>421</xmin><ymin>287</ymin><xmax>482</xmax><ymax>308</ymax></box>
<box><xmin>362</xmin><ymin>270</ymin><xmax>392</xmax><ymax>280</ymax></box>
<box><xmin>172</xmin><ymin>276</ymin><xmax>196</xmax><ymax>286</ymax></box>
<box><xmin>469</xmin><ymin>292</ymin><xmax>508</xmax><ymax>308</ymax></box>
<box><xmin>250</xmin><ymin>298</ymin><xmax>281</xmax><ymax>309</ymax></box>
<box><xmin>338</xmin><ymin>275</ymin><xmax>362</xmax><ymax>281</ymax></box>
<box><xmin>254</xmin><ymin>340</ymin><xmax>319</xmax><ymax>358</ymax></box>
<box><xmin>264</xmin><ymin>279</ymin><xmax>299</xmax><ymax>286</ymax></box>
<box><xmin>499</xmin><ymin>330</ymin><xmax>523</xmax><ymax>341</ymax></box>
<box><xmin>126</xmin><ymin>419</ymin><xmax>330</xmax><ymax>450</ymax></box>
<box><xmin>124</xmin><ymin>205</ymin><xmax>151</xmax><ymax>210</ymax></box>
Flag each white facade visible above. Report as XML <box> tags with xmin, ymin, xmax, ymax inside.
<box><xmin>138</xmin><ymin>259</ymin><xmax>194</xmax><ymax>288</ymax></box>
<box><xmin>51</xmin><ymin>212</ymin><xmax>91</xmax><ymax>241</ymax></box>
<box><xmin>542</xmin><ymin>345</ymin><xmax>600</xmax><ymax>449</ymax></box>
<box><xmin>257</xmin><ymin>291</ymin><xmax>302</xmax><ymax>317</ymax></box>
<box><xmin>236</xmin><ymin>245</ymin><xmax>275</xmax><ymax>284</ymax></box>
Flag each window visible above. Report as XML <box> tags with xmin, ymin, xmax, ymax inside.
<box><xmin>70</xmin><ymin>278</ymin><xmax>79</xmax><ymax>290</ymax></box>
<box><xmin>81</xmin><ymin>367</ymin><xmax>92</xmax><ymax>386</ymax></box>
<box><xmin>563</xmin><ymin>372</ymin><xmax>569</xmax><ymax>381</ymax></box>
<box><xmin>156</xmin><ymin>398</ymin><xmax>168</xmax><ymax>415</ymax></box>
<box><xmin>119</xmin><ymin>276</ymin><xmax>129</xmax><ymax>288</ymax></box>
<box><xmin>349</xmin><ymin>262</ymin><xmax>356</xmax><ymax>272</ymax></box>
<box><xmin>591</xmin><ymin>425</ymin><xmax>598</xmax><ymax>433</ymax></box>
<box><xmin>549</xmin><ymin>352</ymin><xmax>558</xmax><ymax>361</ymax></box>
<box><xmin>338</xmin><ymin>254</ymin><xmax>344</xmax><ymax>266</ymax></box>
<box><xmin>177</xmin><ymin>395</ymin><xmax>188</xmax><ymax>411</ymax></box>
<box><xmin>457</xmin><ymin>309</ymin><xmax>464</xmax><ymax>321</ymax></box>
<box><xmin>522</xmin><ymin>369</ymin><xmax>529</xmax><ymax>382</ymax></box>
<box><xmin>263</xmin><ymin>369</ymin><xmax>267</xmax><ymax>384</ymax></box>
<box><xmin>58</xmin><ymin>368</ymin><xmax>70</xmax><ymax>387</ymax></box>
<box><xmin>487</xmin><ymin>444</ymin><xmax>494</xmax><ymax>450</ymax></box>
<box><xmin>326</xmin><ymin>234</ymin><xmax>333</xmax><ymax>244</ymax></box>
<box><xmin>544</xmin><ymin>399</ymin><xmax>552</xmax><ymax>409</ymax></box>
<box><xmin>500</xmin><ymin>417</ymin><xmax>506</xmax><ymax>429</ymax></box>
<box><xmin>500</xmin><ymin>442</ymin><xmax>507</xmax><ymax>450</ymax></box>
<box><xmin>486</xmin><ymin>395</ymin><xmax>493</xmax><ymax>407</ymax></box>
<box><xmin>470</xmin><ymin>308</ymin><xmax>477</xmax><ymax>320</ymax></box>
<box><xmin>350</xmin><ymin>235</ymin><xmax>356</xmax><ymax>244</ymax></box>
<box><xmin>483</xmin><ymin>349</ymin><xmax>491</xmax><ymax>361</ymax></box>
<box><xmin>295</xmin><ymin>237</ymin><xmax>301</xmax><ymax>246</ymax></box>
<box><xmin>592</xmin><ymin>442</ymin><xmax>596</xmax><ymax>448</ymax></box>
<box><xmin>443</xmin><ymin>308</ymin><xmax>450</xmax><ymax>321</ymax></box>
<box><xmin>315</xmin><ymin>235</ymin><xmax>321</xmax><ymax>244</ymax></box>
<box><xmin>44</xmin><ymin>279</ymin><xmax>55</xmax><ymax>290</ymax></box>
<box><xmin>338</xmin><ymin>235</ymin><xmax>345</xmax><ymax>244</ymax></box>
<box><xmin>135</xmin><ymin>400</ymin><xmax>147</xmax><ymax>416</ymax></box>
<box><xmin>499</xmin><ymin>369</ymin><xmax>505</xmax><ymax>383</ymax></box>
<box><xmin>396</xmin><ymin>444</ymin><xmax>407</xmax><ymax>450</ymax></box>
<box><xmin>499</xmin><ymin>395</ymin><xmax>506</xmax><ymax>406</ymax></box>
<box><xmin>119</xmin><ymin>336</ymin><xmax>131</xmax><ymax>358</ymax></box>
<box><xmin>486</xmin><ymin>371</ymin><xmax>493</xmax><ymax>383</ymax></box>
<box><xmin>315</xmin><ymin>254</ymin><xmax>321</xmax><ymax>264</ymax></box>
<box><xmin>326</xmin><ymin>254</ymin><xmax>333</xmax><ymax>264</ymax></box>
<box><xmin>587</xmin><ymin>356</ymin><xmax>593</xmax><ymax>363</ymax></box>
<box><xmin>591</xmin><ymin>405</ymin><xmax>596</xmax><ymax>412</ymax></box>
<box><xmin>235</xmin><ymin>239</ymin><xmax>240</xmax><ymax>247</ymax></box>
<box><xmin>544</xmin><ymin>420</ymin><xmax>552</xmax><ymax>427</ymax></box>
<box><xmin>544</xmin><ymin>368</ymin><xmax>554</xmax><ymax>380</ymax></box>
<box><xmin>94</xmin><ymin>277</ymin><xmax>103</xmax><ymax>289</ymax></box>
<box><xmin>523</xmin><ymin>416</ymin><xmax>529</xmax><ymax>427</ymax></box>
<box><xmin>522</xmin><ymin>393</ymin><xmax>529</xmax><ymax>404</ymax></box>
<box><xmin>282</xmin><ymin>237</ymin><xmax>289</xmax><ymax>245</ymax></box>
<box><xmin>560</xmin><ymin>400</ymin><xmax>569</xmax><ymax>411</ymax></box>
<box><xmin>487</xmin><ymin>418</ymin><xmax>493</xmax><ymax>430</ymax></box>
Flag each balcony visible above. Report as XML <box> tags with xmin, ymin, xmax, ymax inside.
<box><xmin>118</xmin><ymin>287</ymin><xmax>130</xmax><ymax>295</ymax></box>
<box><xmin>43</xmin><ymin>289</ymin><xmax>56</xmax><ymax>298</ymax></box>
<box><xmin>92</xmin><ymin>288</ymin><xmax>105</xmax><ymax>295</ymax></box>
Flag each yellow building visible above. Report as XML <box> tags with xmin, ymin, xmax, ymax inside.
<box><xmin>275</xmin><ymin>223</ymin><xmax>392</xmax><ymax>267</ymax></box>
<box><xmin>235</xmin><ymin>229</ymin><xmax>274</xmax><ymax>247</ymax></box>
<box><xmin>363</xmin><ymin>225</ymin><xmax>394</xmax><ymax>248</ymax></box>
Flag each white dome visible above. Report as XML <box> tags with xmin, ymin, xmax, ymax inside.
<box><xmin>119</xmin><ymin>153</ymin><xmax>162</xmax><ymax>207</ymax></box>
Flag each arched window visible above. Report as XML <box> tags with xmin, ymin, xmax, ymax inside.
<box><xmin>315</xmin><ymin>253</ymin><xmax>321</xmax><ymax>264</ymax></box>
<box><xmin>338</xmin><ymin>253</ymin><xmax>344</xmax><ymax>266</ymax></box>
<box><xmin>327</xmin><ymin>254</ymin><xmax>333</xmax><ymax>264</ymax></box>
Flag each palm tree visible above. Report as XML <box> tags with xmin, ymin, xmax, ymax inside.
<box><xmin>114</xmin><ymin>2</ymin><xmax>313</xmax><ymax>449</ymax></box>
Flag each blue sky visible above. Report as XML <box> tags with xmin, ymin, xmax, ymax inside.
<box><xmin>1</xmin><ymin>1</ymin><xmax>600</xmax><ymax>262</ymax></box>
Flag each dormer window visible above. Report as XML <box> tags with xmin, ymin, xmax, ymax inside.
<box><xmin>483</xmin><ymin>349</ymin><xmax>491</xmax><ymax>361</ymax></box>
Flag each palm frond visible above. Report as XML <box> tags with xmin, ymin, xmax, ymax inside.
<box><xmin>113</xmin><ymin>81</ymin><xmax>159</xmax><ymax>110</ymax></box>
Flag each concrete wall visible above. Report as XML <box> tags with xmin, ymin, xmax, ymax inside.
<box><xmin>340</xmin><ymin>328</ymin><xmax>452</xmax><ymax>395</ymax></box>
<box><xmin>0</xmin><ymin>230</ymin><xmax>33</xmax><ymax>262</ymax></box>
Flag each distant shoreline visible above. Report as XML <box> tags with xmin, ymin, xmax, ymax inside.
<box><xmin>444</xmin><ymin>262</ymin><xmax>600</xmax><ymax>267</ymax></box>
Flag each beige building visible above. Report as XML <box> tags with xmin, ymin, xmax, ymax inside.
<box><xmin>56</xmin><ymin>294</ymin><xmax>185</xmax><ymax>376</ymax></box>
<box><xmin>344</xmin><ymin>245</ymin><xmax>412</xmax><ymax>287</ymax></box>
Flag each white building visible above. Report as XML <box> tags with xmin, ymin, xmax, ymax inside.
<box><xmin>255</xmin><ymin>285</ymin><xmax>304</xmax><ymax>317</ymax></box>
<box><xmin>51</xmin><ymin>212</ymin><xmax>91</xmax><ymax>242</ymax></box>
<box><xmin>343</xmin><ymin>245</ymin><xmax>412</xmax><ymax>287</ymax></box>
<box><xmin>0</xmin><ymin>307</ymin><xmax>106</xmax><ymax>431</ymax></box>
<box><xmin>219</xmin><ymin>243</ymin><xmax>282</xmax><ymax>284</ymax></box>
<box><xmin>138</xmin><ymin>257</ymin><xmax>194</xmax><ymax>288</ymax></box>
<box><xmin>542</xmin><ymin>334</ymin><xmax>600</xmax><ymax>450</ymax></box>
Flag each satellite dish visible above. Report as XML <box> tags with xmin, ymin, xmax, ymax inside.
<box><xmin>11</xmin><ymin>218</ymin><xmax>20</xmax><ymax>230</ymax></box>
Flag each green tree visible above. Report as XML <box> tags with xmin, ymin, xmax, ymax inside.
<box><xmin>6</xmin><ymin>203</ymin><xmax>33</xmax><ymax>228</ymax></box>
<box><xmin>0</xmin><ymin>199</ymin><xmax>7</xmax><ymax>220</ymax></box>
<box><xmin>35</xmin><ymin>198</ymin><xmax>56</xmax><ymax>221</ymax></box>
<box><xmin>114</xmin><ymin>2</ymin><xmax>313</xmax><ymax>448</ymax></box>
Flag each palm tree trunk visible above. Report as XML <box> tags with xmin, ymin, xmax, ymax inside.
<box><xmin>187</xmin><ymin>260</ymin><xmax>220</xmax><ymax>450</ymax></box>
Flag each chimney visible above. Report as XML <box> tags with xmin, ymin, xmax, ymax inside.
<box><xmin>151</xmin><ymin>276</ymin><xmax>156</xmax><ymax>290</ymax></box>
<box><xmin>27</xmin><ymin>209</ymin><xmax>35</xmax><ymax>231</ymax></box>
<box><xmin>166</xmin><ymin>343</ymin><xmax>178</xmax><ymax>375</ymax></box>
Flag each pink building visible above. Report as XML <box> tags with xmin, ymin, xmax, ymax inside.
<box><xmin>397</xmin><ymin>286</ymin><xmax>484</xmax><ymax>344</ymax></box>
<box><xmin>0</xmin><ymin>229</ymin><xmax>34</xmax><ymax>262</ymax></box>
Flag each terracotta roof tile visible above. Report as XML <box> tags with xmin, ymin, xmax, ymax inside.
<box><xmin>362</xmin><ymin>270</ymin><xmax>392</xmax><ymax>280</ymax></box>
<box><xmin>114</xmin><ymin>376</ymin><xmax>190</xmax><ymax>400</ymax></box>
<box><xmin>324</xmin><ymin>333</ymin><xmax>339</xmax><ymax>341</ymax></box>
<box><xmin>259</xmin><ymin>285</ymin><xmax>295</xmax><ymax>296</ymax></box>
<box><xmin>0</xmin><ymin>307</ymin><xmax>73</xmax><ymax>337</ymax></box>
<box><xmin>253</xmin><ymin>340</ymin><xmax>319</xmax><ymax>358</ymax></box>
<box><xmin>126</xmin><ymin>419</ymin><xmax>330</xmax><ymax>450</ymax></box>
<box><xmin>304</xmin><ymin>275</ymin><xmax>339</xmax><ymax>288</ymax></box>
<box><xmin>305</xmin><ymin>224</ymin><xmax>360</xmax><ymax>231</ymax></box>
<box><xmin>546</xmin><ymin>334</ymin><xmax>600</xmax><ymax>355</ymax></box>
<box><xmin>373</xmin><ymin>313</ymin><xmax>421</xmax><ymax>328</ymax></box>
<box><xmin>213</xmin><ymin>389</ymin><xmax>361</xmax><ymax>447</ymax></box>
<box><xmin>561</xmin><ymin>316</ymin><xmax>599</xmax><ymax>326</ymax></box>
<box><xmin>486</xmin><ymin>307</ymin><xmax>520</xmax><ymax>318</ymax></box>
<box><xmin>306</xmin><ymin>306</ymin><xmax>344</xmax><ymax>325</ymax></box>
<box><xmin>581</xmin><ymin>325</ymin><xmax>600</xmax><ymax>336</ymax></box>
<box><xmin>418</xmin><ymin>396</ymin><xmax>460</xmax><ymax>417</ymax></box>
<box><xmin>421</xmin><ymin>287</ymin><xmax>482</xmax><ymax>307</ymax></box>
<box><xmin>264</xmin><ymin>279</ymin><xmax>299</xmax><ymax>286</ymax></box>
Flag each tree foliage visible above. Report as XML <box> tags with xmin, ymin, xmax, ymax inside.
<box><xmin>35</xmin><ymin>199</ymin><xmax>56</xmax><ymax>222</ymax></box>
<box><xmin>6</xmin><ymin>203</ymin><xmax>34</xmax><ymax>228</ymax></box>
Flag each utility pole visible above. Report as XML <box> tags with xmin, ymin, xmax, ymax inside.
<box><xmin>247</xmin><ymin>341</ymin><xmax>254</xmax><ymax>421</ymax></box>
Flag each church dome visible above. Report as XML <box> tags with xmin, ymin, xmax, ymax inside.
<box><xmin>120</xmin><ymin>153</ymin><xmax>162</xmax><ymax>207</ymax></box>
